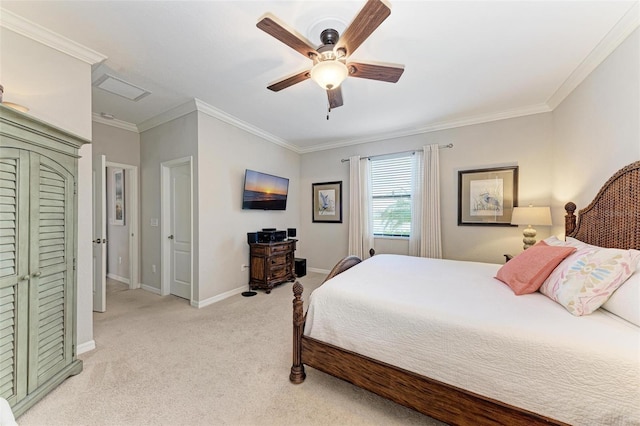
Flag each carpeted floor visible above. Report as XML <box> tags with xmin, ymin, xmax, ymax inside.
<box><xmin>17</xmin><ymin>274</ymin><xmax>444</xmax><ymax>425</ymax></box>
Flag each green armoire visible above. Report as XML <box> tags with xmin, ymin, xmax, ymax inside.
<box><xmin>0</xmin><ymin>105</ymin><xmax>87</xmax><ymax>417</ymax></box>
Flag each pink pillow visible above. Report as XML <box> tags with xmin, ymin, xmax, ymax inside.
<box><xmin>496</xmin><ymin>242</ymin><xmax>577</xmax><ymax>295</ymax></box>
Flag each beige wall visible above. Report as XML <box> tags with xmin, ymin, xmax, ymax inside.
<box><xmin>299</xmin><ymin>113</ymin><xmax>554</xmax><ymax>269</ymax></box>
<box><xmin>197</xmin><ymin>111</ymin><xmax>301</xmax><ymax>301</ymax></box>
<box><xmin>0</xmin><ymin>29</ymin><xmax>93</xmax><ymax>139</ymax></box>
<box><xmin>138</xmin><ymin>107</ymin><xmax>301</xmax><ymax>304</ymax></box>
<box><xmin>551</xmin><ymin>28</ymin><xmax>640</xmax><ymax>235</ymax></box>
<box><xmin>140</xmin><ymin>112</ymin><xmax>199</xmax><ymax>295</ymax></box>
<box><xmin>1</xmin><ymin>27</ymin><xmax>96</xmax><ymax>350</ymax></box>
<box><xmin>92</xmin><ymin>121</ymin><xmax>141</xmax><ymax>165</ymax></box>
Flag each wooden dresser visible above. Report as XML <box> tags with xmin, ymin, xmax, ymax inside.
<box><xmin>249</xmin><ymin>240</ymin><xmax>296</xmax><ymax>293</ymax></box>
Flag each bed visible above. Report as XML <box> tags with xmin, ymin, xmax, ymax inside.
<box><xmin>290</xmin><ymin>160</ymin><xmax>640</xmax><ymax>426</ymax></box>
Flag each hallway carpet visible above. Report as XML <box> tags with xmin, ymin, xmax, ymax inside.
<box><xmin>18</xmin><ymin>274</ymin><xmax>443</xmax><ymax>425</ymax></box>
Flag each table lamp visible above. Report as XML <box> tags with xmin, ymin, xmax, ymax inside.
<box><xmin>511</xmin><ymin>205</ymin><xmax>552</xmax><ymax>249</ymax></box>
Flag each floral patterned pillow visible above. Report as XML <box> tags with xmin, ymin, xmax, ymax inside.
<box><xmin>540</xmin><ymin>245</ymin><xmax>640</xmax><ymax>316</ymax></box>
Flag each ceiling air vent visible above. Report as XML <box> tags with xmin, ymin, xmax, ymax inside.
<box><xmin>92</xmin><ymin>74</ymin><xmax>151</xmax><ymax>101</ymax></box>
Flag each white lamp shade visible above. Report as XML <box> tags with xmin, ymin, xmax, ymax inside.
<box><xmin>310</xmin><ymin>60</ymin><xmax>348</xmax><ymax>90</ymax></box>
<box><xmin>511</xmin><ymin>206</ymin><xmax>552</xmax><ymax>226</ymax></box>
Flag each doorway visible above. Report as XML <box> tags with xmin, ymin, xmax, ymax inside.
<box><xmin>160</xmin><ymin>157</ymin><xmax>193</xmax><ymax>302</ymax></box>
<box><xmin>92</xmin><ymin>155</ymin><xmax>139</xmax><ymax>312</ymax></box>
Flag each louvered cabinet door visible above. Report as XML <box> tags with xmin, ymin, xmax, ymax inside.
<box><xmin>27</xmin><ymin>153</ymin><xmax>75</xmax><ymax>392</ymax></box>
<box><xmin>0</xmin><ymin>148</ymin><xmax>29</xmax><ymax>406</ymax></box>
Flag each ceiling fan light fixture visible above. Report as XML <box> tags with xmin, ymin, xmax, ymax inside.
<box><xmin>310</xmin><ymin>60</ymin><xmax>348</xmax><ymax>90</ymax></box>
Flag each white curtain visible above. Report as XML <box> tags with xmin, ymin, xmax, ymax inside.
<box><xmin>409</xmin><ymin>151</ymin><xmax>423</xmax><ymax>256</ymax></box>
<box><xmin>348</xmin><ymin>156</ymin><xmax>374</xmax><ymax>259</ymax></box>
<box><xmin>420</xmin><ymin>144</ymin><xmax>442</xmax><ymax>258</ymax></box>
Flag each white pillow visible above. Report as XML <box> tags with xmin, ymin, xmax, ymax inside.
<box><xmin>601</xmin><ymin>271</ymin><xmax>640</xmax><ymax>327</ymax></box>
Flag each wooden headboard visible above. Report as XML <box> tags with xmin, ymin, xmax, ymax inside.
<box><xmin>565</xmin><ymin>161</ymin><xmax>640</xmax><ymax>250</ymax></box>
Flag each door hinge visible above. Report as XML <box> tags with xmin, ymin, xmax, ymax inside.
<box><xmin>73</xmin><ymin>258</ymin><xmax>76</xmax><ymax>270</ymax></box>
<box><xmin>74</xmin><ymin>181</ymin><xmax>77</xmax><ymax>195</ymax></box>
<box><xmin>72</xmin><ymin>344</ymin><xmax>76</xmax><ymax>357</ymax></box>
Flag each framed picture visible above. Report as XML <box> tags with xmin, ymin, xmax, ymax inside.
<box><xmin>458</xmin><ymin>166</ymin><xmax>518</xmax><ymax>226</ymax></box>
<box><xmin>111</xmin><ymin>168</ymin><xmax>125</xmax><ymax>226</ymax></box>
<box><xmin>312</xmin><ymin>181</ymin><xmax>342</xmax><ymax>223</ymax></box>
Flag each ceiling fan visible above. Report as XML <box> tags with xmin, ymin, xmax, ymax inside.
<box><xmin>257</xmin><ymin>0</ymin><xmax>404</xmax><ymax>109</ymax></box>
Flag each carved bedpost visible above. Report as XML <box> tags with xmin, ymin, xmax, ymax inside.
<box><xmin>565</xmin><ymin>202</ymin><xmax>576</xmax><ymax>237</ymax></box>
<box><xmin>290</xmin><ymin>281</ymin><xmax>306</xmax><ymax>384</ymax></box>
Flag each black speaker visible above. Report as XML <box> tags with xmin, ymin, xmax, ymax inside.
<box><xmin>295</xmin><ymin>258</ymin><xmax>306</xmax><ymax>277</ymax></box>
<box><xmin>247</xmin><ymin>232</ymin><xmax>258</xmax><ymax>244</ymax></box>
<box><xmin>257</xmin><ymin>231</ymin><xmax>275</xmax><ymax>243</ymax></box>
<box><xmin>262</xmin><ymin>228</ymin><xmax>276</xmax><ymax>232</ymax></box>
<box><xmin>287</xmin><ymin>228</ymin><xmax>297</xmax><ymax>238</ymax></box>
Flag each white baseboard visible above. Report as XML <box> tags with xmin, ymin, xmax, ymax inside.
<box><xmin>141</xmin><ymin>283</ymin><xmax>161</xmax><ymax>295</ymax></box>
<box><xmin>192</xmin><ymin>285</ymin><xmax>245</xmax><ymax>308</ymax></box>
<box><xmin>77</xmin><ymin>340</ymin><xmax>96</xmax><ymax>355</ymax></box>
<box><xmin>308</xmin><ymin>267</ymin><xmax>330</xmax><ymax>275</ymax></box>
<box><xmin>139</xmin><ymin>283</ymin><xmax>245</xmax><ymax>308</ymax></box>
<box><xmin>107</xmin><ymin>273</ymin><xmax>130</xmax><ymax>285</ymax></box>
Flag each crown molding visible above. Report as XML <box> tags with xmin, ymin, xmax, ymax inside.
<box><xmin>546</xmin><ymin>2</ymin><xmax>640</xmax><ymax>109</ymax></box>
<box><xmin>0</xmin><ymin>8</ymin><xmax>107</xmax><ymax>65</ymax></box>
<box><xmin>192</xmin><ymin>99</ymin><xmax>299</xmax><ymax>153</ymax></box>
<box><xmin>138</xmin><ymin>98</ymin><xmax>299</xmax><ymax>153</ymax></box>
<box><xmin>299</xmin><ymin>103</ymin><xmax>551</xmax><ymax>154</ymax></box>
<box><xmin>92</xmin><ymin>113</ymin><xmax>139</xmax><ymax>133</ymax></box>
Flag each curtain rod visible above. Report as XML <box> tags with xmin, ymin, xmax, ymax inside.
<box><xmin>340</xmin><ymin>143</ymin><xmax>454</xmax><ymax>163</ymax></box>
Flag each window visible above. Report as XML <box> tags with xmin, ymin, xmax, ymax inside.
<box><xmin>370</xmin><ymin>154</ymin><xmax>413</xmax><ymax>237</ymax></box>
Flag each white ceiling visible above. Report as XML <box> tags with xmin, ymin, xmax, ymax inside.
<box><xmin>1</xmin><ymin>1</ymin><xmax>638</xmax><ymax>152</ymax></box>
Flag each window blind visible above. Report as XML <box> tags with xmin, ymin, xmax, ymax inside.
<box><xmin>370</xmin><ymin>155</ymin><xmax>412</xmax><ymax>237</ymax></box>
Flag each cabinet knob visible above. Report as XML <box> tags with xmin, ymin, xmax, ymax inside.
<box><xmin>168</xmin><ymin>235</ymin><xmax>174</xmax><ymax>240</ymax></box>
<box><xmin>32</xmin><ymin>271</ymin><xmax>41</xmax><ymax>278</ymax></box>
<box><xmin>93</xmin><ymin>238</ymin><xmax>101</xmax><ymax>244</ymax></box>
<box><xmin>19</xmin><ymin>275</ymin><xmax>30</xmax><ymax>281</ymax></box>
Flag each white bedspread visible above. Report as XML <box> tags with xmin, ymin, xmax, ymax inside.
<box><xmin>304</xmin><ymin>254</ymin><xmax>640</xmax><ymax>425</ymax></box>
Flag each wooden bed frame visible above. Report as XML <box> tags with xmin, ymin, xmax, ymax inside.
<box><xmin>290</xmin><ymin>160</ymin><xmax>640</xmax><ymax>426</ymax></box>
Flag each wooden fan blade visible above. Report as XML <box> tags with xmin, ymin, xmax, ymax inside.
<box><xmin>348</xmin><ymin>62</ymin><xmax>404</xmax><ymax>83</ymax></box>
<box><xmin>336</xmin><ymin>0</ymin><xmax>391</xmax><ymax>56</ymax></box>
<box><xmin>327</xmin><ymin>87</ymin><xmax>344</xmax><ymax>109</ymax></box>
<box><xmin>267</xmin><ymin>70</ymin><xmax>311</xmax><ymax>92</ymax></box>
<box><xmin>257</xmin><ymin>16</ymin><xmax>317</xmax><ymax>59</ymax></box>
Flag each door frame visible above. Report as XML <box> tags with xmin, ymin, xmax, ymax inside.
<box><xmin>105</xmin><ymin>161</ymin><xmax>140</xmax><ymax>290</ymax></box>
<box><xmin>160</xmin><ymin>156</ymin><xmax>194</xmax><ymax>301</ymax></box>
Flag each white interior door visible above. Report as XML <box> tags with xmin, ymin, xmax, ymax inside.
<box><xmin>92</xmin><ymin>154</ymin><xmax>106</xmax><ymax>312</ymax></box>
<box><xmin>169</xmin><ymin>163</ymin><xmax>191</xmax><ymax>300</ymax></box>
